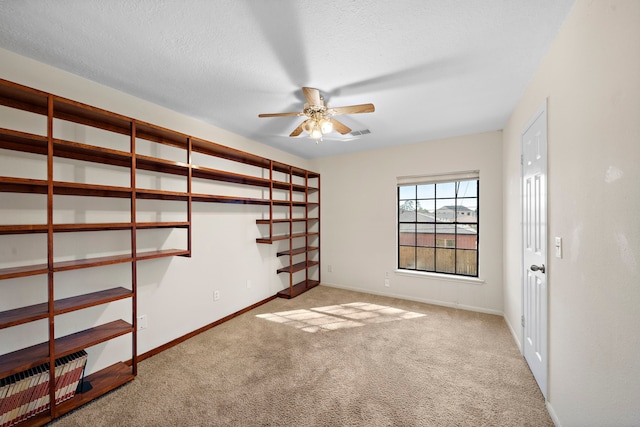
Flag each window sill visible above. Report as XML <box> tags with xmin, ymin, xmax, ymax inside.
<box><xmin>394</xmin><ymin>269</ymin><xmax>485</xmax><ymax>285</ymax></box>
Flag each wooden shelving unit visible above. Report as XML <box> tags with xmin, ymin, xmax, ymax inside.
<box><xmin>0</xmin><ymin>77</ymin><xmax>320</xmax><ymax>425</ymax></box>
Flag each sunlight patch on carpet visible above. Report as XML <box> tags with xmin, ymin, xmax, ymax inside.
<box><xmin>256</xmin><ymin>302</ymin><xmax>425</xmax><ymax>333</ymax></box>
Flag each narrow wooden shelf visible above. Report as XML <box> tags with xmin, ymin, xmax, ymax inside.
<box><xmin>0</xmin><ymin>78</ymin><xmax>48</xmax><ymax>115</ymax></box>
<box><xmin>53</xmin><ymin>181</ymin><xmax>132</xmax><ymax>198</ymax></box>
<box><xmin>136</xmin><ymin>221</ymin><xmax>190</xmax><ymax>229</ymax></box>
<box><xmin>136</xmin><ymin>154</ymin><xmax>190</xmax><ymax>176</ymax></box>
<box><xmin>277</xmin><ymin>260</ymin><xmax>320</xmax><ymax>274</ymax></box>
<box><xmin>0</xmin><ymin>263</ymin><xmax>48</xmax><ymax>280</ymax></box>
<box><xmin>277</xmin><ymin>280</ymin><xmax>320</xmax><ymax>299</ymax></box>
<box><xmin>53</xmin><ymin>222</ymin><xmax>133</xmax><ymax>232</ymax></box>
<box><xmin>136</xmin><ymin>188</ymin><xmax>189</xmax><ymax>201</ymax></box>
<box><xmin>256</xmin><ymin>231</ymin><xmax>319</xmax><ymax>244</ymax></box>
<box><xmin>0</xmin><ymin>319</ymin><xmax>132</xmax><ymax>378</ymax></box>
<box><xmin>53</xmin><ymin>254</ymin><xmax>133</xmax><ymax>272</ymax></box>
<box><xmin>53</xmin><ymin>138</ymin><xmax>132</xmax><ymax>168</ymax></box>
<box><xmin>54</xmin><ymin>287</ymin><xmax>133</xmax><ymax>315</ymax></box>
<box><xmin>53</xmin><ymin>96</ymin><xmax>131</xmax><ymax>136</ymax></box>
<box><xmin>0</xmin><ymin>302</ymin><xmax>48</xmax><ymax>330</ymax></box>
<box><xmin>134</xmin><ymin>120</ymin><xmax>189</xmax><ymax>150</ymax></box>
<box><xmin>0</xmin><ymin>176</ymin><xmax>48</xmax><ymax>194</ymax></box>
<box><xmin>255</xmin><ymin>217</ymin><xmax>317</xmax><ymax>224</ymax></box>
<box><xmin>0</xmin><ymin>127</ymin><xmax>48</xmax><ymax>155</ymax></box>
<box><xmin>0</xmin><ymin>224</ymin><xmax>48</xmax><ymax>235</ymax></box>
<box><xmin>55</xmin><ymin>319</ymin><xmax>133</xmax><ymax>359</ymax></box>
<box><xmin>276</xmin><ymin>246</ymin><xmax>319</xmax><ymax>257</ymax></box>
<box><xmin>271</xmin><ymin>199</ymin><xmax>308</xmax><ymax>207</ymax></box>
<box><xmin>55</xmin><ymin>361</ymin><xmax>135</xmax><ymax>417</ymax></box>
<box><xmin>191</xmin><ymin>193</ymin><xmax>271</xmax><ymax>205</ymax></box>
<box><xmin>0</xmin><ymin>287</ymin><xmax>132</xmax><ymax>330</ymax></box>
<box><xmin>191</xmin><ymin>165</ymin><xmax>270</xmax><ymax>188</ymax></box>
<box><xmin>136</xmin><ymin>248</ymin><xmax>191</xmax><ymax>261</ymax></box>
<box><xmin>191</xmin><ymin>137</ymin><xmax>272</xmax><ymax>170</ymax></box>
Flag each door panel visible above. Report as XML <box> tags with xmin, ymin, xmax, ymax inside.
<box><xmin>522</xmin><ymin>100</ymin><xmax>548</xmax><ymax>398</ymax></box>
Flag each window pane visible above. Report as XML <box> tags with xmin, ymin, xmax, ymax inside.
<box><xmin>399</xmin><ymin>224</ymin><xmax>416</xmax><ymax>245</ymax></box>
<box><xmin>457</xmin><ymin>198</ymin><xmax>477</xmax><ymax>223</ymax></box>
<box><xmin>399</xmin><ymin>202</ymin><xmax>416</xmax><ymax>221</ymax></box>
<box><xmin>435</xmin><ymin>248</ymin><xmax>455</xmax><ymax>273</ymax></box>
<box><xmin>457</xmin><ymin>230</ymin><xmax>477</xmax><ymax>250</ymax></box>
<box><xmin>456</xmin><ymin>250</ymin><xmax>477</xmax><ymax>276</ymax></box>
<box><xmin>435</xmin><ymin>199</ymin><xmax>456</xmax><ymax>222</ymax></box>
<box><xmin>399</xmin><ymin>246</ymin><xmax>416</xmax><ymax>269</ymax></box>
<box><xmin>398</xmin><ymin>185</ymin><xmax>416</xmax><ymax>200</ymax></box>
<box><xmin>417</xmin><ymin>247</ymin><xmax>434</xmax><ymax>271</ymax></box>
<box><xmin>417</xmin><ymin>184</ymin><xmax>435</xmax><ymax>199</ymax></box>
<box><xmin>416</xmin><ymin>199</ymin><xmax>434</xmax><ymax>222</ymax></box>
<box><xmin>416</xmin><ymin>223</ymin><xmax>434</xmax><ymax>247</ymax></box>
<box><xmin>436</xmin><ymin>182</ymin><xmax>456</xmax><ymax>198</ymax></box>
<box><xmin>457</xmin><ymin>180</ymin><xmax>477</xmax><ymax>198</ymax></box>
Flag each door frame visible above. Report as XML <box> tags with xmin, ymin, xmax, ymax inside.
<box><xmin>520</xmin><ymin>98</ymin><xmax>549</xmax><ymax>398</ymax></box>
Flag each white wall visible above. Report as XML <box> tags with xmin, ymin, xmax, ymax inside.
<box><xmin>502</xmin><ymin>1</ymin><xmax>640</xmax><ymax>425</ymax></box>
<box><xmin>0</xmin><ymin>48</ymin><xmax>312</xmax><ymax>372</ymax></box>
<box><xmin>313</xmin><ymin>131</ymin><xmax>503</xmax><ymax>315</ymax></box>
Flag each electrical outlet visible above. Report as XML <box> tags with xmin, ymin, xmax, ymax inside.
<box><xmin>384</xmin><ymin>278</ymin><xmax>390</xmax><ymax>287</ymax></box>
<box><xmin>246</xmin><ymin>279</ymin><xmax>252</xmax><ymax>289</ymax></box>
<box><xmin>137</xmin><ymin>314</ymin><xmax>148</xmax><ymax>330</ymax></box>
<box><xmin>328</xmin><ymin>264</ymin><xmax>333</xmax><ymax>273</ymax></box>
<box><xmin>214</xmin><ymin>290</ymin><xmax>220</xmax><ymax>301</ymax></box>
<box><xmin>385</xmin><ymin>271</ymin><xmax>389</xmax><ymax>278</ymax></box>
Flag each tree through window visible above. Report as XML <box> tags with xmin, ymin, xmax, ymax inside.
<box><xmin>398</xmin><ymin>175</ymin><xmax>479</xmax><ymax>277</ymax></box>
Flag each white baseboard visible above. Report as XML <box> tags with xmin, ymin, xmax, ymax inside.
<box><xmin>503</xmin><ymin>312</ymin><xmax>523</xmax><ymax>354</ymax></box>
<box><xmin>546</xmin><ymin>401</ymin><xmax>561</xmax><ymax>426</ymax></box>
<box><xmin>320</xmin><ymin>282</ymin><xmax>503</xmax><ymax>316</ymax></box>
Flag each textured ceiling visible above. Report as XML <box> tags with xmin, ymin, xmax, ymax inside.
<box><xmin>0</xmin><ymin>0</ymin><xmax>575</xmax><ymax>159</ymax></box>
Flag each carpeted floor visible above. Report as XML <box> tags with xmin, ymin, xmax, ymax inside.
<box><xmin>52</xmin><ymin>285</ymin><xmax>552</xmax><ymax>426</ymax></box>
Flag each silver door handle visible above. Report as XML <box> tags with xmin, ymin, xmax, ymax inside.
<box><xmin>530</xmin><ymin>264</ymin><xmax>545</xmax><ymax>273</ymax></box>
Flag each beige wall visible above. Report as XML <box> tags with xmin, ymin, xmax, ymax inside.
<box><xmin>313</xmin><ymin>131</ymin><xmax>504</xmax><ymax>314</ymax></box>
<box><xmin>503</xmin><ymin>1</ymin><xmax>640</xmax><ymax>425</ymax></box>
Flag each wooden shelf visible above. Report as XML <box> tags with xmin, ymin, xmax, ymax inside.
<box><xmin>54</xmin><ymin>287</ymin><xmax>133</xmax><ymax>315</ymax></box>
<box><xmin>192</xmin><ymin>165</ymin><xmax>270</xmax><ymax>188</ymax></box>
<box><xmin>0</xmin><ymin>127</ymin><xmax>48</xmax><ymax>155</ymax></box>
<box><xmin>0</xmin><ymin>78</ymin><xmax>48</xmax><ymax>115</ymax></box>
<box><xmin>0</xmin><ymin>224</ymin><xmax>48</xmax><ymax>235</ymax></box>
<box><xmin>191</xmin><ymin>193</ymin><xmax>270</xmax><ymax>205</ymax></box>
<box><xmin>0</xmin><ymin>176</ymin><xmax>48</xmax><ymax>194</ymax></box>
<box><xmin>256</xmin><ymin>231</ymin><xmax>319</xmax><ymax>244</ymax></box>
<box><xmin>54</xmin><ymin>181</ymin><xmax>132</xmax><ymax>198</ymax></box>
<box><xmin>53</xmin><ymin>96</ymin><xmax>131</xmax><ymax>136</ymax></box>
<box><xmin>53</xmin><ymin>254</ymin><xmax>133</xmax><ymax>272</ymax></box>
<box><xmin>277</xmin><ymin>280</ymin><xmax>320</xmax><ymax>299</ymax></box>
<box><xmin>276</xmin><ymin>246</ymin><xmax>319</xmax><ymax>257</ymax></box>
<box><xmin>277</xmin><ymin>260</ymin><xmax>320</xmax><ymax>274</ymax></box>
<box><xmin>55</xmin><ymin>361</ymin><xmax>135</xmax><ymax>417</ymax></box>
<box><xmin>0</xmin><ymin>319</ymin><xmax>132</xmax><ymax>378</ymax></box>
<box><xmin>53</xmin><ymin>138</ymin><xmax>132</xmax><ymax>168</ymax></box>
<box><xmin>134</xmin><ymin>120</ymin><xmax>189</xmax><ymax>150</ymax></box>
<box><xmin>255</xmin><ymin>217</ymin><xmax>317</xmax><ymax>224</ymax></box>
<box><xmin>55</xmin><ymin>319</ymin><xmax>133</xmax><ymax>359</ymax></box>
<box><xmin>0</xmin><ymin>301</ymin><xmax>48</xmax><ymax>330</ymax></box>
<box><xmin>52</xmin><ymin>222</ymin><xmax>133</xmax><ymax>232</ymax></box>
<box><xmin>136</xmin><ymin>248</ymin><xmax>191</xmax><ymax>261</ymax></box>
<box><xmin>136</xmin><ymin>221</ymin><xmax>190</xmax><ymax>229</ymax></box>
<box><xmin>0</xmin><ymin>263</ymin><xmax>48</xmax><ymax>280</ymax></box>
<box><xmin>0</xmin><ymin>287</ymin><xmax>132</xmax><ymax>330</ymax></box>
<box><xmin>136</xmin><ymin>188</ymin><xmax>189</xmax><ymax>201</ymax></box>
<box><xmin>136</xmin><ymin>154</ymin><xmax>190</xmax><ymax>176</ymax></box>
<box><xmin>191</xmin><ymin>137</ymin><xmax>272</xmax><ymax>170</ymax></box>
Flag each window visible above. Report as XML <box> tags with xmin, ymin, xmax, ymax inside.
<box><xmin>398</xmin><ymin>172</ymin><xmax>479</xmax><ymax>277</ymax></box>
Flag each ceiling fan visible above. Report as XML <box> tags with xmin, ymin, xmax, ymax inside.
<box><xmin>258</xmin><ymin>87</ymin><xmax>375</xmax><ymax>141</ymax></box>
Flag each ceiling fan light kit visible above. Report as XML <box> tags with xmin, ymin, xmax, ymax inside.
<box><xmin>259</xmin><ymin>87</ymin><xmax>374</xmax><ymax>143</ymax></box>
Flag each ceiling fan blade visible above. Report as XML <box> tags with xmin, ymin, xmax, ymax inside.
<box><xmin>331</xmin><ymin>103</ymin><xmax>375</xmax><ymax>115</ymax></box>
<box><xmin>302</xmin><ymin>87</ymin><xmax>321</xmax><ymax>106</ymax></box>
<box><xmin>258</xmin><ymin>112</ymin><xmax>301</xmax><ymax>118</ymax></box>
<box><xmin>330</xmin><ymin>118</ymin><xmax>351</xmax><ymax>135</ymax></box>
<box><xmin>289</xmin><ymin>121</ymin><xmax>306</xmax><ymax>137</ymax></box>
